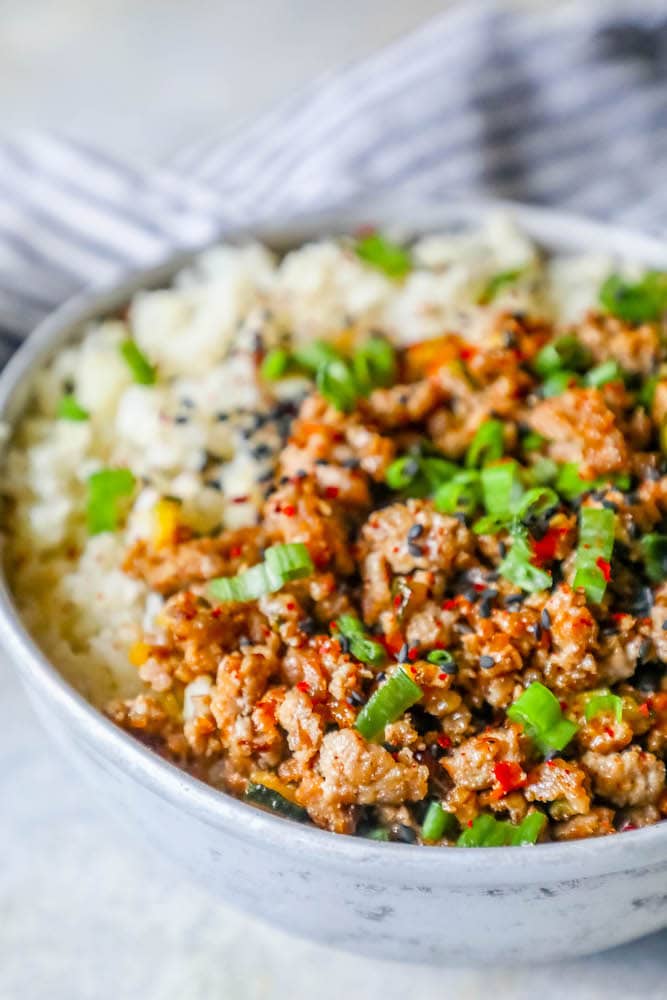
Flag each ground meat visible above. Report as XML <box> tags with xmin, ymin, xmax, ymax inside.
<box><xmin>316</xmin><ymin>728</ymin><xmax>428</xmax><ymax>806</ymax></box>
<box><xmin>263</xmin><ymin>476</ymin><xmax>356</xmax><ymax>574</ymax></box>
<box><xmin>582</xmin><ymin>747</ymin><xmax>666</xmax><ymax>807</ymax></box>
<box><xmin>552</xmin><ymin>807</ymin><xmax>615</xmax><ymax>841</ymax></box>
<box><xmin>443</xmin><ymin>724</ymin><xmax>523</xmax><ymax>791</ymax></box>
<box><xmin>124</xmin><ymin>527</ymin><xmax>264</xmax><ymax>595</ymax></box>
<box><xmin>358</xmin><ymin>499</ymin><xmax>474</xmax><ymax>625</ymax></box>
<box><xmin>578</xmin><ymin>311</ymin><xmax>660</xmax><ymax>376</ymax></box>
<box><xmin>541</xmin><ymin>585</ymin><xmax>599</xmax><ymax>692</ymax></box>
<box><xmin>529</xmin><ymin>387</ymin><xmax>629</xmax><ymax>479</ymax></box>
<box><xmin>524</xmin><ymin>759</ymin><xmax>591</xmax><ymax>818</ymax></box>
<box><xmin>360</xmin><ymin>378</ymin><xmax>445</xmax><ymax>430</ymax></box>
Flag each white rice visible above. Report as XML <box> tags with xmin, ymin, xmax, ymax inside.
<box><xmin>1</xmin><ymin>215</ymin><xmax>619</xmax><ymax>707</ymax></box>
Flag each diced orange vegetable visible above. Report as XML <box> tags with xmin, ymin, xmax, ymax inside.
<box><xmin>152</xmin><ymin>497</ymin><xmax>183</xmax><ymax>548</ymax></box>
<box><xmin>250</xmin><ymin>769</ymin><xmax>299</xmax><ymax>804</ymax></box>
<box><xmin>129</xmin><ymin>641</ymin><xmax>151</xmax><ymax>667</ymax></box>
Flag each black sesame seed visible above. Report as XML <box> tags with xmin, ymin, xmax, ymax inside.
<box><xmin>408</xmin><ymin>524</ymin><xmax>424</xmax><ymax>540</ymax></box>
<box><xmin>251</xmin><ymin>443</ymin><xmax>272</xmax><ymax>460</ymax></box>
<box><xmin>342</xmin><ymin>457</ymin><xmax>361</xmax><ymax>470</ymax></box>
<box><xmin>315</xmin><ymin>458</ymin><xmax>328</xmax><ymax>466</ymax></box>
<box><xmin>279</xmin><ymin>476</ymin><xmax>289</xmax><ymax>486</ymax></box>
<box><xmin>407</xmin><ymin>541</ymin><xmax>423</xmax><ymax>558</ymax></box>
<box><xmin>180</xmin><ymin>398</ymin><xmax>195</xmax><ymax>409</ymax></box>
<box><xmin>383</xmin><ymin>742</ymin><xmax>401</xmax><ymax>753</ymax></box>
<box><xmin>540</xmin><ymin>609</ymin><xmax>552</xmax><ymax>630</ymax></box>
<box><xmin>479</xmin><ymin>654</ymin><xmax>495</xmax><ymax>669</ymax></box>
<box><xmin>339</xmin><ymin>635</ymin><xmax>351</xmax><ymax>655</ymax></box>
<box><xmin>397</xmin><ymin>644</ymin><xmax>409</xmax><ymax>663</ymax></box>
<box><xmin>498</xmin><ymin>541</ymin><xmax>507</xmax><ymax>558</ymax></box>
<box><xmin>601</xmin><ymin>499</ymin><xmax>618</xmax><ymax>512</ymax></box>
<box><xmin>347</xmin><ymin>690</ymin><xmax>365</xmax><ymax>707</ymax></box>
<box><xmin>638</xmin><ymin>638</ymin><xmax>653</xmax><ymax>663</ymax></box>
<box><xmin>257</xmin><ymin>469</ymin><xmax>274</xmax><ymax>483</ymax></box>
<box><xmin>174</xmin><ymin>414</ymin><xmax>189</xmax><ymax>424</ymax></box>
<box><xmin>532</xmin><ymin>623</ymin><xmax>543</xmax><ymax>641</ymax></box>
<box><xmin>646</xmin><ymin>466</ymin><xmax>661</xmax><ymax>481</ymax></box>
<box><xmin>215</xmin><ymin>412</ymin><xmax>229</xmax><ymax>421</ymax></box>
<box><xmin>295</xmin><ymin>468</ymin><xmax>308</xmax><ymax>479</ymax></box>
<box><xmin>204</xmin><ymin>479</ymin><xmax>222</xmax><ymax>491</ymax></box>
<box><xmin>662</xmin><ymin>620</ymin><xmax>667</xmax><ymax>631</ymax></box>
<box><xmin>390</xmin><ymin>824</ymin><xmax>418</xmax><ymax>844</ymax></box>
<box><xmin>298</xmin><ymin>617</ymin><xmax>317</xmax><ymax>635</ymax></box>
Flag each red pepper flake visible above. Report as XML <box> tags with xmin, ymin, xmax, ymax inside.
<box><xmin>296</xmin><ymin>681</ymin><xmax>310</xmax><ymax>693</ymax></box>
<box><xmin>437</xmin><ymin>734</ymin><xmax>452</xmax><ymax>749</ymax></box>
<box><xmin>596</xmin><ymin>557</ymin><xmax>611</xmax><ymax>582</ymax></box>
<box><xmin>286</xmin><ymin>602</ymin><xmax>296</xmax><ymax>611</ymax></box>
<box><xmin>639</xmin><ymin>701</ymin><xmax>651</xmax><ymax>717</ymax></box>
<box><xmin>459</xmin><ymin>346</ymin><xmax>476</xmax><ymax>362</ymax></box>
<box><xmin>442</xmin><ymin>598</ymin><xmax>458</xmax><ymax>611</ymax></box>
<box><xmin>604</xmin><ymin>726</ymin><xmax>615</xmax><ymax>738</ymax></box>
<box><xmin>392</xmin><ymin>546</ymin><xmax>400</xmax><ymax>554</ymax></box>
<box><xmin>324</xmin><ymin>485</ymin><xmax>339</xmax><ymax>499</ymax></box>
<box><xmin>329</xmin><ymin>621</ymin><xmax>338</xmax><ymax>631</ymax></box>
<box><xmin>473</xmin><ymin>582</ymin><xmax>486</xmax><ymax>592</ymax></box>
<box><xmin>438</xmin><ymin>673</ymin><xmax>448</xmax><ymax>681</ymax></box>
<box><xmin>612</xmin><ymin>612</ymin><xmax>629</xmax><ymax>622</ymax></box>
<box><xmin>282</xmin><ymin>504</ymin><xmax>296</xmax><ymax>517</ymax></box>
<box><xmin>210</xmin><ymin>607</ymin><xmax>222</xmax><ymax>619</ymax></box>
<box><xmin>531</xmin><ymin>526</ymin><xmax>568</xmax><ymax>566</ymax></box>
<box><xmin>232</xmin><ymin>495</ymin><xmax>248</xmax><ymax>504</ymax></box>
<box><xmin>229</xmin><ymin>545</ymin><xmax>242</xmax><ymax>558</ymax></box>
<box><xmin>407</xmin><ymin>646</ymin><xmax>419</xmax><ymax>661</ymax></box>
<box><xmin>393</xmin><ymin>594</ymin><xmax>403</xmax><ymax>609</ymax></box>
<box><xmin>546</xmin><ymin>759</ymin><xmax>557</xmax><ymax>768</ymax></box>
<box><xmin>467</xmin><ymin>819</ymin><xmax>473</xmax><ymax>828</ymax></box>
<box><xmin>493</xmin><ymin>761</ymin><xmax>526</xmax><ymax>795</ymax></box>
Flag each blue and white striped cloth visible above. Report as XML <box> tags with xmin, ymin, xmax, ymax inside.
<box><xmin>2</xmin><ymin>0</ymin><xmax>667</xmax><ymax>356</ymax></box>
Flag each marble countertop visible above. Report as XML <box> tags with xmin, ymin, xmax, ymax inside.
<box><xmin>2</xmin><ymin>2</ymin><xmax>666</xmax><ymax>997</ymax></box>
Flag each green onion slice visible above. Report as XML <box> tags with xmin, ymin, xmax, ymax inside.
<box><xmin>457</xmin><ymin>811</ymin><xmax>546</xmax><ymax>848</ymax></box>
<box><xmin>513</xmin><ymin>487</ymin><xmax>559</xmax><ymax>524</ymax></box>
<box><xmin>426</xmin><ymin>649</ymin><xmax>457</xmax><ymax>674</ymax></box>
<box><xmin>433</xmin><ymin>471</ymin><xmax>481</xmax><ymax>517</ymax></box>
<box><xmin>260</xmin><ymin>347</ymin><xmax>291</xmax><ymax>380</ymax></box>
<box><xmin>335</xmin><ymin>615</ymin><xmax>385</xmax><ymax>666</ymax></box>
<box><xmin>317</xmin><ymin>358</ymin><xmax>358</xmax><ymax>412</ymax></box>
<box><xmin>641</xmin><ymin>533</ymin><xmax>667</xmax><ymax>582</ymax></box>
<box><xmin>355</xmin><ymin>668</ymin><xmax>423</xmax><ymax>740</ymax></box>
<box><xmin>599</xmin><ymin>271</ymin><xmax>667</xmax><ymax>324</ymax></box>
<box><xmin>209</xmin><ymin>543</ymin><xmax>314</xmax><ymax>602</ymax></box>
<box><xmin>86</xmin><ymin>467</ymin><xmax>136</xmax><ymax>534</ymax></box>
<box><xmin>422</xmin><ymin>801</ymin><xmax>457</xmax><ymax>842</ymax></box>
<box><xmin>57</xmin><ymin>394</ymin><xmax>89</xmax><ymax>421</ymax></box>
<box><xmin>585</xmin><ymin>359</ymin><xmax>624</xmax><ymax>388</ymax></box>
<box><xmin>465</xmin><ymin>419</ymin><xmax>504</xmax><ymax>468</ymax></box>
<box><xmin>352</xmin><ymin>336</ymin><xmax>397</xmax><ymax>393</ymax></box>
<box><xmin>498</xmin><ymin>528</ymin><xmax>552</xmax><ymax>593</ymax></box>
<box><xmin>585</xmin><ymin>692</ymin><xmax>623</xmax><ymax>723</ymax></box>
<box><xmin>533</xmin><ymin>335</ymin><xmax>592</xmax><ymax>378</ymax></box>
<box><xmin>522</xmin><ymin>431</ymin><xmax>546</xmax><ymax>452</ymax></box>
<box><xmin>541</xmin><ymin>370</ymin><xmax>582</xmax><ymax>397</ymax></box>
<box><xmin>638</xmin><ymin>374</ymin><xmax>660</xmax><ymax>409</ymax></box>
<box><xmin>120</xmin><ymin>339</ymin><xmax>156</xmax><ymax>385</ymax></box>
<box><xmin>572</xmin><ymin>507</ymin><xmax>615</xmax><ymax>604</ymax></box>
<box><xmin>478</xmin><ymin>268</ymin><xmax>524</xmax><ymax>305</ymax></box>
<box><xmin>507</xmin><ymin>681</ymin><xmax>578</xmax><ymax>755</ymax></box>
<box><xmin>355</xmin><ymin>232</ymin><xmax>412</xmax><ymax>279</ymax></box>
<box><xmin>245</xmin><ymin>782</ymin><xmax>308</xmax><ymax>822</ymax></box>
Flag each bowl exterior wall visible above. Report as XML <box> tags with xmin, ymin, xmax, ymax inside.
<box><xmin>22</xmin><ymin>677</ymin><xmax>667</xmax><ymax>964</ymax></box>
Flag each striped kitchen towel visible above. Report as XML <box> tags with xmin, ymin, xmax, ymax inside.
<box><xmin>1</xmin><ymin>0</ymin><xmax>667</xmax><ymax>354</ymax></box>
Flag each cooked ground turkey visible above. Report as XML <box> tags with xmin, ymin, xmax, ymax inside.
<box><xmin>111</xmin><ymin>308</ymin><xmax>667</xmax><ymax>845</ymax></box>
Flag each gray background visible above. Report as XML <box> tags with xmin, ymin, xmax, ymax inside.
<box><xmin>2</xmin><ymin>2</ymin><xmax>666</xmax><ymax>997</ymax></box>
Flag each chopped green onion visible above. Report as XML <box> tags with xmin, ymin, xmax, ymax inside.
<box><xmin>498</xmin><ymin>528</ymin><xmax>551</xmax><ymax>593</ymax></box>
<box><xmin>478</xmin><ymin>268</ymin><xmax>524</xmax><ymax>305</ymax></box>
<box><xmin>385</xmin><ymin>451</ymin><xmax>458</xmax><ymax>498</ymax></box>
<box><xmin>260</xmin><ymin>347</ymin><xmax>291</xmax><ymax>380</ymax></box>
<box><xmin>352</xmin><ymin>337</ymin><xmax>397</xmax><ymax>393</ymax></box>
<box><xmin>480</xmin><ymin>461</ymin><xmax>523</xmax><ymax>517</ymax></box>
<box><xmin>572</xmin><ymin>507</ymin><xmax>615</xmax><ymax>603</ymax></box>
<box><xmin>533</xmin><ymin>335</ymin><xmax>591</xmax><ymax>378</ymax></box>
<box><xmin>420</xmin><ymin>456</ymin><xmax>460</xmax><ymax>489</ymax></box>
<box><xmin>599</xmin><ymin>272</ymin><xmax>667</xmax><ymax>324</ymax></box>
<box><xmin>355</xmin><ymin>668</ymin><xmax>423</xmax><ymax>740</ymax></box>
<box><xmin>245</xmin><ymin>782</ymin><xmax>308</xmax><ymax>822</ymax></box>
<box><xmin>86</xmin><ymin>467</ymin><xmax>136</xmax><ymax>534</ymax></box>
<box><xmin>457</xmin><ymin>811</ymin><xmax>546</xmax><ymax>848</ymax></box>
<box><xmin>120</xmin><ymin>339</ymin><xmax>156</xmax><ymax>385</ymax></box>
<box><xmin>335</xmin><ymin>615</ymin><xmax>385</xmax><ymax>666</ymax></box>
<box><xmin>641</xmin><ymin>533</ymin><xmax>667</xmax><ymax>582</ymax></box>
<box><xmin>522</xmin><ymin>431</ymin><xmax>546</xmax><ymax>452</ymax></box>
<box><xmin>513</xmin><ymin>487</ymin><xmax>559</xmax><ymax>524</ymax></box>
<box><xmin>426</xmin><ymin>649</ymin><xmax>457</xmax><ymax>674</ymax></box>
<box><xmin>527</xmin><ymin>456</ymin><xmax>559</xmax><ymax>486</ymax></box>
<box><xmin>421</xmin><ymin>801</ymin><xmax>457</xmax><ymax>841</ymax></box>
<box><xmin>585</xmin><ymin>359</ymin><xmax>624</xmax><ymax>388</ymax></box>
<box><xmin>555</xmin><ymin>463</ymin><xmax>595</xmax><ymax>500</ymax></box>
<box><xmin>386</xmin><ymin>455</ymin><xmax>424</xmax><ymax>492</ymax></box>
<box><xmin>507</xmin><ymin>681</ymin><xmax>578</xmax><ymax>755</ymax></box>
<box><xmin>317</xmin><ymin>357</ymin><xmax>358</xmax><ymax>412</ymax></box>
<box><xmin>433</xmin><ymin>471</ymin><xmax>481</xmax><ymax>517</ymax></box>
<box><xmin>209</xmin><ymin>543</ymin><xmax>314</xmax><ymax>602</ymax></box>
<box><xmin>292</xmin><ymin>340</ymin><xmax>342</xmax><ymax>373</ymax></box>
<box><xmin>355</xmin><ymin>232</ymin><xmax>412</xmax><ymax>279</ymax></box>
<box><xmin>465</xmin><ymin>419</ymin><xmax>504</xmax><ymax>468</ymax></box>
<box><xmin>364</xmin><ymin>827</ymin><xmax>390</xmax><ymax>842</ymax></box>
<box><xmin>639</xmin><ymin>374</ymin><xmax>660</xmax><ymax>409</ymax></box>
<box><xmin>585</xmin><ymin>692</ymin><xmax>623</xmax><ymax>723</ymax></box>
<box><xmin>541</xmin><ymin>370</ymin><xmax>582</xmax><ymax>397</ymax></box>
<box><xmin>57</xmin><ymin>394</ymin><xmax>89</xmax><ymax>421</ymax></box>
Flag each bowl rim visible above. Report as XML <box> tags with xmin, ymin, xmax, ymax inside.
<box><xmin>3</xmin><ymin>195</ymin><xmax>667</xmax><ymax>879</ymax></box>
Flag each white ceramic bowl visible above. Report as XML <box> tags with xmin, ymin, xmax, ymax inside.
<box><xmin>3</xmin><ymin>200</ymin><xmax>667</xmax><ymax>965</ymax></box>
